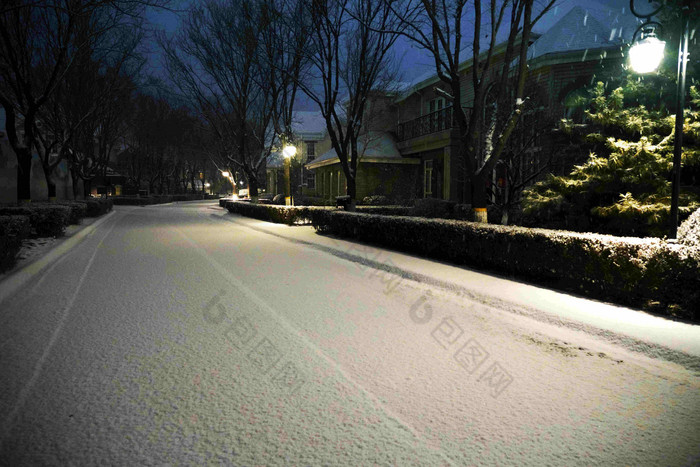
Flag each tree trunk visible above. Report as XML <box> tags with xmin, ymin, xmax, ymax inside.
<box><xmin>248</xmin><ymin>176</ymin><xmax>259</xmax><ymax>197</ymax></box>
<box><xmin>71</xmin><ymin>170</ymin><xmax>81</xmax><ymax>200</ymax></box>
<box><xmin>43</xmin><ymin>166</ymin><xmax>57</xmax><ymax>200</ymax></box>
<box><xmin>471</xmin><ymin>173</ymin><xmax>488</xmax><ymax>223</ymax></box>
<box><xmin>16</xmin><ymin>148</ymin><xmax>32</xmax><ymax>203</ymax></box>
<box><xmin>83</xmin><ymin>178</ymin><xmax>92</xmax><ymax>198</ymax></box>
<box><xmin>345</xmin><ymin>175</ymin><xmax>357</xmax><ymax>212</ymax></box>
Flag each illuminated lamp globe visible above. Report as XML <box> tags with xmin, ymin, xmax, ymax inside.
<box><xmin>282</xmin><ymin>145</ymin><xmax>297</xmax><ymax>158</ymax></box>
<box><xmin>629</xmin><ymin>35</ymin><xmax>665</xmax><ymax>74</ymax></box>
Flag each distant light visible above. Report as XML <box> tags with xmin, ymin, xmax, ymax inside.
<box><xmin>204</xmin><ymin>183</ymin><xmax>210</xmax><ymax>187</ymax></box>
<box><xmin>629</xmin><ymin>35</ymin><xmax>665</xmax><ymax>73</ymax></box>
<box><xmin>283</xmin><ymin>145</ymin><xmax>297</xmax><ymax>158</ymax></box>
<box><xmin>221</xmin><ymin>171</ymin><xmax>230</xmax><ymax>177</ymax></box>
<box><xmin>239</xmin><ymin>180</ymin><xmax>244</xmax><ymax>186</ymax></box>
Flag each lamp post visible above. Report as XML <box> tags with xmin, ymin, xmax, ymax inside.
<box><xmin>283</xmin><ymin>144</ymin><xmax>296</xmax><ymax>206</ymax></box>
<box><xmin>629</xmin><ymin>0</ymin><xmax>689</xmax><ymax>239</ymax></box>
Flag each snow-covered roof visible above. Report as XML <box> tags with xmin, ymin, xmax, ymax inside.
<box><xmin>306</xmin><ymin>131</ymin><xmax>403</xmax><ymax>168</ymax></box>
<box><xmin>528</xmin><ymin>5</ymin><xmax>631</xmax><ymax>59</ymax></box>
<box><xmin>291</xmin><ymin>111</ymin><xmax>326</xmax><ymax>140</ymax></box>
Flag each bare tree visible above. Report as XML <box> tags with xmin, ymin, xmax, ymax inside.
<box><xmin>160</xmin><ymin>0</ymin><xmax>283</xmax><ymax>197</ymax></box>
<box><xmin>36</xmin><ymin>6</ymin><xmax>143</xmax><ymax>199</ymax></box>
<box><xmin>294</xmin><ymin>0</ymin><xmax>401</xmax><ymax>210</ymax></box>
<box><xmin>0</xmin><ymin>0</ymin><xmax>157</xmax><ymax>202</ymax></box>
<box><xmin>384</xmin><ymin>0</ymin><xmax>556</xmax><ymax>221</ymax></box>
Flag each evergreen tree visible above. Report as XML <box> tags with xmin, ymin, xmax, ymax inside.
<box><xmin>522</xmin><ymin>76</ymin><xmax>700</xmax><ymax>237</ymax></box>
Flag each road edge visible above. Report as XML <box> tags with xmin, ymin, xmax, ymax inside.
<box><xmin>0</xmin><ymin>210</ymin><xmax>116</xmax><ymax>305</ymax></box>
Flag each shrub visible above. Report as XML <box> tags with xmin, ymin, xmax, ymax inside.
<box><xmin>0</xmin><ymin>205</ymin><xmax>71</xmax><ymax>237</ymax></box>
<box><xmin>356</xmin><ymin>206</ymin><xmax>413</xmax><ymax>216</ymax></box>
<box><xmin>85</xmin><ymin>198</ymin><xmax>113</xmax><ymax>216</ymax></box>
<box><xmin>310</xmin><ymin>210</ymin><xmax>700</xmax><ymax>321</ymax></box>
<box><xmin>678</xmin><ymin>207</ymin><xmax>700</xmax><ymax>248</ymax></box>
<box><xmin>412</xmin><ymin>198</ymin><xmax>456</xmax><ymax>218</ymax></box>
<box><xmin>0</xmin><ymin>215</ymin><xmax>31</xmax><ymax>272</ymax></box>
<box><xmin>295</xmin><ymin>196</ymin><xmax>334</xmax><ymax>206</ymax></box>
<box><xmin>225</xmin><ymin>200</ymin><xmax>324</xmax><ymax>225</ymax></box>
<box><xmin>361</xmin><ymin>195</ymin><xmax>391</xmax><ymax>206</ymax></box>
<box><xmin>37</xmin><ymin>201</ymin><xmax>87</xmax><ymax>225</ymax></box>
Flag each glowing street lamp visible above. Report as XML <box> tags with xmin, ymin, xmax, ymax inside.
<box><xmin>629</xmin><ymin>29</ymin><xmax>665</xmax><ymax>74</ymax></box>
<box><xmin>629</xmin><ymin>0</ymin><xmax>689</xmax><ymax>239</ymax></box>
<box><xmin>282</xmin><ymin>144</ymin><xmax>296</xmax><ymax>206</ymax></box>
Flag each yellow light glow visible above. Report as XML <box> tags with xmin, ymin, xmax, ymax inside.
<box><xmin>221</xmin><ymin>171</ymin><xmax>230</xmax><ymax>177</ymax></box>
<box><xmin>283</xmin><ymin>145</ymin><xmax>297</xmax><ymax>158</ymax></box>
<box><xmin>629</xmin><ymin>36</ymin><xmax>665</xmax><ymax>73</ymax></box>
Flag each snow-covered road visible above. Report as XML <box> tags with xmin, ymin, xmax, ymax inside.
<box><xmin>1</xmin><ymin>201</ymin><xmax>698</xmax><ymax>465</ymax></box>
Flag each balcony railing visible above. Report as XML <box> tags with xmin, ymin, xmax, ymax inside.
<box><xmin>397</xmin><ymin>106</ymin><xmax>472</xmax><ymax>142</ymax></box>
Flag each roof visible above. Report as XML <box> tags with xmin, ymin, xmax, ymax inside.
<box><xmin>528</xmin><ymin>5</ymin><xmax>628</xmax><ymax>59</ymax></box>
<box><xmin>306</xmin><ymin>131</ymin><xmax>409</xmax><ymax>169</ymax></box>
<box><xmin>397</xmin><ymin>2</ymin><xmax>640</xmax><ymax>102</ymax></box>
<box><xmin>291</xmin><ymin>111</ymin><xmax>326</xmax><ymax>140</ymax></box>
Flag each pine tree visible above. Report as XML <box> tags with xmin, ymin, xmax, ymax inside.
<box><xmin>522</xmin><ymin>76</ymin><xmax>700</xmax><ymax>237</ymax></box>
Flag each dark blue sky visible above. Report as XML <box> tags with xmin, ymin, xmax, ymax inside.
<box><xmin>143</xmin><ymin>0</ymin><xmax>633</xmax><ymax>110</ymax></box>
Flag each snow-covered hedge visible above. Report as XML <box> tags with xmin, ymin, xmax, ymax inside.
<box><xmin>0</xmin><ymin>205</ymin><xmax>71</xmax><ymax>237</ymax></box>
<box><xmin>0</xmin><ymin>215</ymin><xmax>31</xmax><ymax>272</ymax></box>
<box><xmin>310</xmin><ymin>210</ymin><xmax>700</xmax><ymax>321</ymax></box>
<box><xmin>35</xmin><ymin>201</ymin><xmax>86</xmax><ymax>225</ymax></box>
<box><xmin>225</xmin><ymin>200</ymin><xmax>323</xmax><ymax>225</ymax></box>
<box><xmin>679</xmin><ymin>208</ymin><xmax>700</xmax><ymax>248</ymax></box>
<box><xmin>85</xmin><ymin>198</ymin><xmax>113</xmax><ymax>217</ymax></box>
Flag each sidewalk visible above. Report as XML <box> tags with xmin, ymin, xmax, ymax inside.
<box><xmin>208</xmin><ymin>207</ymin><xmax>700</xmax><ymax>369</ymax></box>
<box><xmin>0</xmin><ymin>210</ymin><xmax>116</xmax><ymax>304</ymax></box>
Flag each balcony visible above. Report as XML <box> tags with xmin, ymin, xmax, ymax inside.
<box><xmin>397</xmin><ymin>106</ymin><xmax>472</xmax><ymax>142</ymax></box>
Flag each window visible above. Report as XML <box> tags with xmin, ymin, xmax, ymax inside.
<box><xmin>427</xmin><ymin>98</ymin><xmax>444</xmax><ymax>114</ymax></box>
<box><xmin>424</xmin><ymin>160</ymin><xmax>433</xmax><ymax>197</ymax></box>
<box><xmin>306</xmin><ymin>172</ymin><xmax>315</xmax><ymax>189</ymax></box>
<box><xmin>306</xmin><ymin>141</ymin><xmax>315</xmax><ymax>158</ymax></box>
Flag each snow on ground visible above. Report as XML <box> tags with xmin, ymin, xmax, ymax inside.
<box><xmin>0</xmin><ymin>201</ymin><xmax>698</xmax><ymax>465</ymax></box>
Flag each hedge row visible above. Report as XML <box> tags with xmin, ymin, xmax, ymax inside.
<box><xmin>85</xmin><ymin>198</ymin><xmax>113</xmax><ymax>217</ymax></box>
<box><xmin>112</xmin><ymin>194</ymin><xmax>216</xmax><ymax>206</ymax></box>
<box><xmin>0</xmin><ymin>215</ymin><xmax>31</xmax><ymax>273</ymax></box>
<box><xmin>225</xmin><ymin>200</ymin><xmax>325</xmax><ymax>225</ymax></box>
<box><xmin>0</xmin><ymin>205</ymin><xmax>72</xmax><ymax>237</ymax></box>
<box><xmin>309</xmin><ymin>210</ymin><xmax>700</xmax><ymax>321</ymax></box>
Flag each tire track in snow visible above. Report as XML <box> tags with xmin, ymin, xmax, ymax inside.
<box><xmin>174</xmin><ymin>217</ymin><xmax>457</xmax><ymax>466</ymax></box>
<box><xmin>0</xmin><ymin>215</ymin><xmax>120</xmax><ymax>452</ymax></box>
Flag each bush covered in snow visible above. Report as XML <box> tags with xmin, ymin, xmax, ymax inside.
<box><xmin>310</xmin><ymin>210</ymin><xmax>700</xmax><ymax>321</ymax></box>
<box><xmin>0</xmin><ymin>205</ymin><xmax>71</xmax><ymax>237</ymax></box>
<box><xmin>0</xmin><ymin>215</ymin><xmax>31</xmax><ymax>272</ymax></box>
<box><xmin>678</xmin><ymin>208</ymin><xmax>700</xmax><ymax>248</ymax></box>
<box><xmin>361</xmin><ymin>195</ymin><xmax>391</xmax><ymax>206</ymax></box>
<box><xmin>225</xmin><ymin>200</ymin><xmax>325</xmax><ymax>225</ymax></box>
<box><xmin>85</xmin><ymin>198</ymin><xmax>113</xmax><ymax>216</ymax></box>
<box><xmin>36</xmin><ymin>201</ymin><xmax>87</xmax><ymax>225</ymax></box>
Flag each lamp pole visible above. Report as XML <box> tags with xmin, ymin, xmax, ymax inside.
<box><xmin>670</xmin><ymin>10</ymin><xmax>689</xmax><ymax>239</ymax></box>
<box><xmin>283</xmin><ymin>144</ymin><xmax>296</xmax><ymax>206</ymax></box>
<box><xmin>629</xmin><ymin>0</ymin><xmax>689</xmax><ymax>239</ymax></box>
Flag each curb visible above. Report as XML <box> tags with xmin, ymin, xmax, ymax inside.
<box><xmin>0</xmin><ymin>210</ymin><xmax>116</xmax><ymax>305</ymax></box>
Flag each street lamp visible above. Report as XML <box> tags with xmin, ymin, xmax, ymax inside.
<box><xmin>629</xmin><ymin>0</ymin><xmax>689</xmax><ymax>239</ymax></box>
<box><xmin>283</xmin><ymin>144</ymin><xmax>296</xmax><ymax>206</ymax></box>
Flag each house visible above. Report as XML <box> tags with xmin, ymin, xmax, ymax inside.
<box><xmin>305</xmin><ymin>131</ymin><xmax>421</xmax><ymax>202</ymax></box>
<box><xmin>393</xmin><ymin>4</ymin><xmax>636</xmax><ymax>203</ymax></box>
<box><xmin>266</xmin><ymin>110</ymin><xmax>327</xmax><ymax>198</ymax></box>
